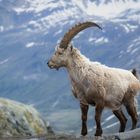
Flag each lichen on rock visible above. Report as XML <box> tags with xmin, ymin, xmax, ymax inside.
<box><xmin>0</xmin><ymin>98</ymin><xmax>49</xmax><ymax>137</ymax></box>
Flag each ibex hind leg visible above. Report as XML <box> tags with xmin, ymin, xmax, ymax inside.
<box><xmin>124</xmin><ymin>97</ymin><xmax>138</xmax><ymax>130</ymax></box>
<box><xmin>113</xmin><ymin>109</ymin><xmax>127</xmax><ymax>132</ymax></box>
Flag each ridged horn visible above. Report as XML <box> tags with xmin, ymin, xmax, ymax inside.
<box><xmin>59</xmin><ymin>21</ymin><xmax>102</xmax><ymax>49</ymax></box>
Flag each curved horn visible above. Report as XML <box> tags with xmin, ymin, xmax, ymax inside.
<box><xmin>59</xmin><ymin>21</ymin><xmax>102</xmax><ymax>49</ymax></box>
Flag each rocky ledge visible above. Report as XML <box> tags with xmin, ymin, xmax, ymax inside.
<box><xmin>45</xmin><ymin>128</ymin><xmax>140</xmax><ymax>140</ymax></box>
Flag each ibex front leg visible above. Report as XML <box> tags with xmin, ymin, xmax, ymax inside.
<box><xmin>95</xmin><ymin>103</ymin><xmax>104</xmax><ymax>136</ymax></box>
<box><xmin>80</xmin><ymin>103</ymin><xmax>89</xmax><ymax>136</ymax></box>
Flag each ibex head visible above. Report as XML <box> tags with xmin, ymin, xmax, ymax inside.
<box><xmin>47</xmin><ymin>21</ymin><xmax>102</xmax><ymax>70</ymax></box>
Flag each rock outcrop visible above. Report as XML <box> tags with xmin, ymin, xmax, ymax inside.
<box><xmin>0</xmin><ymin>98</ymin><xmax>49</xmax><ymax>137</ymax></box>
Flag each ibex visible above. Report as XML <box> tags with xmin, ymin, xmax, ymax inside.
<box><xmin>47</xmin><ymin>22</ymin><xmax>140</xmax><ymax>136</ymax></box>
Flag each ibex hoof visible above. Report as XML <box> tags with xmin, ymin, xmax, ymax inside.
<box><xmin>81</xmin><ymin>128</ymin><xmax>87</xmax><ymax>136</ymax></box>
<box><xmin>95</xmin><ymin>129</ymin><xmax>102</xmax><ymax>136</ymax></box>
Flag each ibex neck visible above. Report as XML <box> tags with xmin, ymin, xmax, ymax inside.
<box><xmin>66</xmin><ymin>49</ymin><xmax>90</xmax><ymax>82</ymax></box>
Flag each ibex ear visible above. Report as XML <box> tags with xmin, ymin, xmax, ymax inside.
<box><xmin>67</xmin><ymin>44</ymin><xmax>73</xmax><ymax>52</ymax></box>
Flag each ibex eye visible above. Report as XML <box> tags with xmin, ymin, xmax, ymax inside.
<box><xmin>58</xmin><ymin>52</ymin><xmax>63</xmax><ymax>55</ymax></box>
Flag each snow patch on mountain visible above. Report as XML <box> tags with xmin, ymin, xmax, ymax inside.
<box><xmin>120</xmin><ymin>24</ymin><xmax>130</xmax><ymax>33</ymax></box>
<box><xmin>74</xmin><ymin>0</ymin><xmax>140</xmax><ymax>19</ymax></box>
<box><xmin>104</xmin><ymin>122</ymin><xmax>119</xmax><ymax>129</ymax></box>
<box><xmin>54</xmin><ymin>29</ymin><xmax>63</xmax><ymax>36</ymax></box>
<box><xmin>13</xmin><ymin>0</ymin><xmax>140</xmax><ymax>20</ymax></box>
<box><xmin>52</xmin><ymin>100</ymin><xmax>60</xmax><ymax>108</ymax></box>
<box><xmin>95</xmin><ymin>37</ymin><xmax>109</xmax><ymax>44</ymax></box>
<box><xmin>0</xmin><ymin>59</ymin><xmax>9</xmax><ymax>65</ymax></box>
<box><xmin>105</xmin><ymin>115</ymin><xmax>115</xmax><ymax>121</ymax></box>
<box><xmin>28</xmin><ymin>20</ymin><xmax>42</xmax><ymax>30</ymax></box>
<box><xmin>23</xmin><ymin>74</ymin><xmax>39</xmax><ymax>80</ymax></box>
<box><xmin>127</xmin><ymin>37</ymin><xmax>140</xmax><ymax>54</ymax></box>
<box><xmin>26</xmin><ymin>42</ymin><xmax>35</xmax><ymax>48</ymax></box>
<box><xmin>88</xmin><ymin>37</ymin><xmax>96</xmax><ymax>43</ymax></box>
<box><xmin>131</xmin><ymin>48</ymin><xmax>139</xmax><ymax>55</ymax></box>
<box><xmin>127</xmin><ymin>44</ymin><xmax>134</xmax><ymax>53</ymax></box>
<box><xmin>120</xmin><ymin>23</ymin><xmax>138</xmax><ymax>33</ymax></box>
<box><xmin>0</xmin><ymin>26</ymin><xmax>4</xmax><ymax>32</ymax></box>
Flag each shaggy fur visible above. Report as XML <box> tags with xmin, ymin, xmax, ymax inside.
<box><xmin>47</xmin><ymin>22</ymin><xmax>140</xmax><ymax>136</ymax></box>
<box><xmin>48</xmin><ymin>46</ymin><xmax>140</xmax><ymax>136</ymax></box>
<box><xmin>67</xmin><ymin>48</ymin><xmax>140</xmax><ymax>108</ymax></box>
